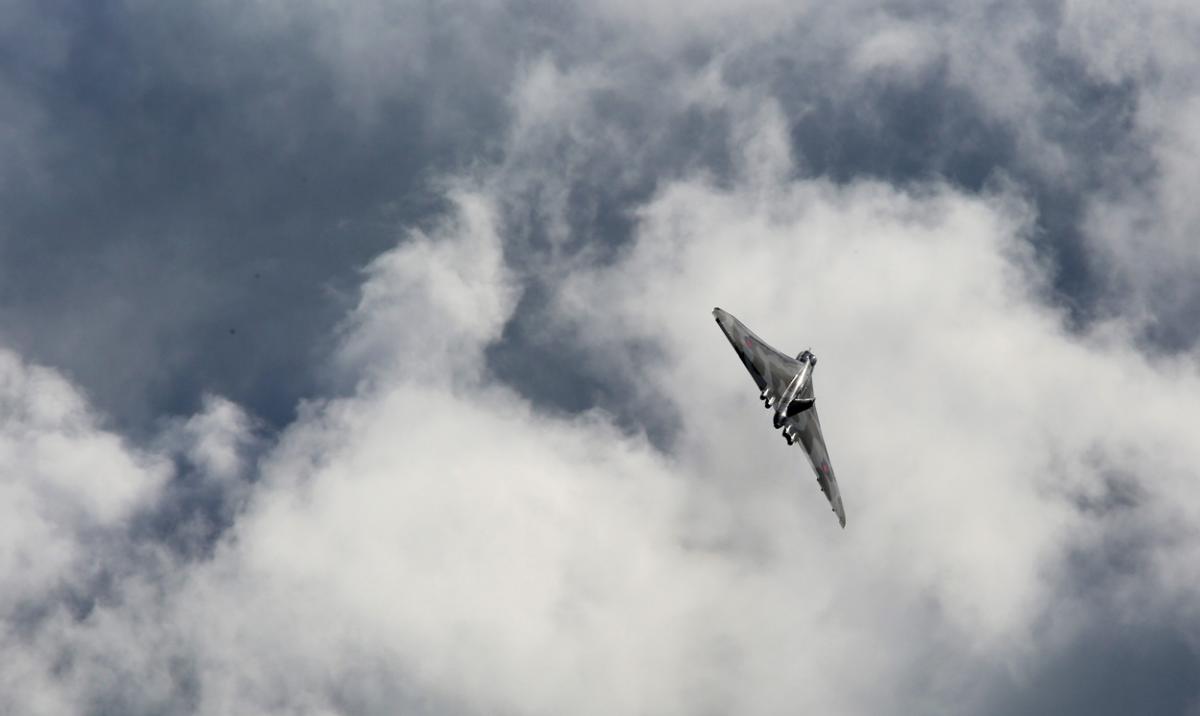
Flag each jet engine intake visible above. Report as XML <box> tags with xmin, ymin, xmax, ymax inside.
<box><xmin>784</xmin><ymin>397</ymin><xmax>816</xmax><ymax>418</ymax></box>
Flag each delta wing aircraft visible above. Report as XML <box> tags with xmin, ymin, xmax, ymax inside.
<box><xmin>713</xmin><ymin>307</ymin><xmax>846</xmax><ymax>527</ymax></box>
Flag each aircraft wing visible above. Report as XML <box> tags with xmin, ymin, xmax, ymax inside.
<box><xmin>785</xmin><ymin>396</ymin><xmax>846</xmax><ymax>527</ymax></box>
<box><xmin>712</xmin><ymin>308</ymin><xmax>801</xmax><ymax>397</ymax></box>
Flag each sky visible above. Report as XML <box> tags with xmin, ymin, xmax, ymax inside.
<box><xmin>2</xmin><ymin>0</ymin><xmax>1200</xmax><ymax>713</ymax></box>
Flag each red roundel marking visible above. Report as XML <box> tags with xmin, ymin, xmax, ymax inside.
<box><xmin>743</xmin><ymin>337</ymin><xmax>753</xmax><ymax>348</ymax></box>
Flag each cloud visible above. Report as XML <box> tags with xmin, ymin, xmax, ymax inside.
<box><xmin>0</xmin><ymin>350</ymin><xmax>170</xmax><ymax>714</ymax></box>
<box><xmin>163</xmin><ymin>121</ymin><xmax>1200</xmax><ymax>712</ymax></box>
<box><xmin>333</xmin><ymin>189</ymin><xmax>519</xmax><ymax>388</ymax></box>
<box><xmin>1055</xmin><ymin>0</ymin><xmax>1200</xmax><ymax>343</ymax></box>
<box><xmin>4</xmin><ymin>0</ymin><xmax>1196</xmax><ymax>434</ymax></box>
<box><xmin>9</xmin><ymin>155</ymin><xmax>1196</xmax><ymax>713</ymax></box>
<box><xmin>0</xmin><ymin>0</ymin><xmax>533</xmax><ymax>429</ymax></box>
<box><xmin>0</xmin><ymin>350</ymin><xmax>167</xmax><ymax>608</ymax></box>
<box><xmin>4</xmin><ymin>0</ymin><xmax>1200</xmax><ymax>713</ymax></box>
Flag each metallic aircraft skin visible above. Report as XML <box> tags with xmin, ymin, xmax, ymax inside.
<box><xmin>712</xmin><ymin>307</ymin><xmax>847</xmax><ymax>527</ymax></box>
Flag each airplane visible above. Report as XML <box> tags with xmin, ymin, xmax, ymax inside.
<box><xmin>712</xmin><ymin>307</ymin><xmax>846</xmax><ymax>527</ymax></box>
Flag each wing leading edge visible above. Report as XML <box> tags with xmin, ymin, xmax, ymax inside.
<box><xmin>713</xmin><ymin>307</ymin><xmax>846</xmax><ymax>527</ymax></box>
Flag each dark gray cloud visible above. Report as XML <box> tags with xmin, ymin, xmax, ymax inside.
<box><xmin>978</xmin><ymin>471</ymin><xmax>1200</xmax><ymax>715</ymax></box>
<box><xmin>0</xmin><ymin>0</ymin><xmax>1181</xmax><ymax>436</ymax></box>
<box><xmin>987</xmin><ymin>629</ymin><xmax>1200</xmax><ymax>716</ymax></box>
<box><xmin>0</xmin><ymin>0</ymin><xmax>526</xmax><ymax>431</ymax></box>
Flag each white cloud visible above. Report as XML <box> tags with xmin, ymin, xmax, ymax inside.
<box><xmin>159</xmin><ymin>394</ymin><xmax>260</xmax><ymax>483</ymax></box>
<box><xmin>72</xmin><ymin>165</ymin><xmax>1189</xmax><ymax>713</ymax></box>
<box><xmin>849</xmin><ymin>23</ymin><xmax>941</xmax><ymax>79</ymax></box>
<box><xmin>0</xmin><ymin>351</ymin><xmax>170</xmax><ymax>714</ymax></box>
<box><xmin>0</xmin><ymin>351</ymin><xmax>167</xmax><ymax>609</ymax></box>
<box><xmin>3</xmin><ymin>169</ymin><xmax>1199</xmax><ymax>715</ymax></box>
<box><xmin>333</xmin><ymin>189</ymin><xmax>519</xmax><ymax>388</ymax></box>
